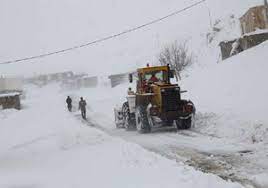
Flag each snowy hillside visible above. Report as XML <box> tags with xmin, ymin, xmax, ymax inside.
<box><xmin>182</xmin><ymin>40</ymin><xmax>268</xmax><ymax>147</ymax></box>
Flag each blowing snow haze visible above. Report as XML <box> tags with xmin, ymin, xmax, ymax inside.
<box><xmin>1</xmin><ymin>1</ymin><xmax>268</xmax><ymax>188</ymax></box>
<box><xmin>0</xmin><ymin>0</ymin><xmax>262</xmax><ymax>76</ymax></box>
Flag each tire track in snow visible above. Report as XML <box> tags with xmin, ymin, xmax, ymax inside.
<box><xmin>9</xmin><ymin>133</ymin><xmax>58</xmax><ymax>151</ymax></box>
<box><xmin>73</xmin><ymin>114</ymin><xmax>263</xmax><ymax>188</ymax></box>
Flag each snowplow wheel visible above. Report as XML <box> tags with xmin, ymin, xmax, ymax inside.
<box><xmin>135</xmin><ymin>106</ymin><xmax>151</xmax><ymax>133</ymax></box>
<box><xmin>122</xmin><ymin>102</ymin><xmax>135</xmax><ymax>130</ymax></box>
<box><xmin>176</xmin><ymin>117</ymin><xmax>192</xmax><ymax>130</ymax></box>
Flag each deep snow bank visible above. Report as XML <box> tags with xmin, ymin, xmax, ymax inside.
<box><xmin>182</xmin><ymin>41</ymin><xmax>268</xmax><ymax>143</ymax></box>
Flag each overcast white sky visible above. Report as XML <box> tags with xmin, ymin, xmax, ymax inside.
<box><xmin>0</xmin><ymin>0</ymin><xmax>263</xmax><ymax>76</ymax></box>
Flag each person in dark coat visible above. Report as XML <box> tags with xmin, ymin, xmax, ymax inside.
<box><xmin>78</xmin><ymin>97</ymin><xmax>87</xmax><ymax>119</ymax></box>
<box><xmin>66</xmin><ymin>96</ymin><xmax>72</xmax><ymax>112</ymax></box>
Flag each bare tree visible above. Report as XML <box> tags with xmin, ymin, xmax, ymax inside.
<box><xmin>159</xmin><ymin>41</ymin><xmax>193</xmax><ymax>79</ymax></box>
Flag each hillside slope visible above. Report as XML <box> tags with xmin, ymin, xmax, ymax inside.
<box><xmin>182</xmin><ymin>41</ymin><xmax>268</xmax><ymax>144</ymax></box>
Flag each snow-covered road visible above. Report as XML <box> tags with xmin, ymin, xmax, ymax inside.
<box><xmin>0</xmin><ymin>84</ymin><xmax>245</xmax><ymax>188</ymax></box>
<box><xmin>84</xmin><ymin>116</ymin><xmax>267</xmax><ymax>188</ymax></box>
<box><xmin>70</xmin><ymin>83</ymin><xmax>268</xmax><ymax>188</ymax></box>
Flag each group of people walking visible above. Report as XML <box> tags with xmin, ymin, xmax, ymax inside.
<box><xmin>66</xmin><ymin>96</ymin><xmax>87</xmax><ymax>119</ymax></box>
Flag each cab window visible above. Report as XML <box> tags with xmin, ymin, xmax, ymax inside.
<box><xmin>144</xmin><ymin>71</ymin><xmax>167</xmax><ymax>82</ymax></box>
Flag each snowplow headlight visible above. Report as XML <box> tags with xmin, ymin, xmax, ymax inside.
<box><xmin>175</xmin><ymin>87</ymin><xmax>180</xmax><ymax>91</ymax></box>
<box><xmin>161</xmin><ymin>89</ymin><xmax>165</xmax><ymax>92</ymax></box>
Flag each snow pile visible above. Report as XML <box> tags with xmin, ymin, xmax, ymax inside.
<box><xmin>182</xmin><ymin>41</ymin><xmax>268</xmax><ymax>144</ymax></box>
<box><xmin>206</xmin><ymin>15</ymin><xmax>241</xmax><ymax>45</ymax></box>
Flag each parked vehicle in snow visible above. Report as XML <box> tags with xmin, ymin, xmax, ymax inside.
<box><xmin>114</xmin><ymin>64</ymin><xmax>195</xmax><ymax>133</ymax></box>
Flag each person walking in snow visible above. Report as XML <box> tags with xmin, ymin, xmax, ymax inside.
<box><xmin>66</xmin><ymin>96</ymin><xmax>72</xmax><ymax>112</ymax></box>
<box><xmin>78</xmin><ymin>97</ymin><xmax>87</xmax><ymax>119</ymax></box>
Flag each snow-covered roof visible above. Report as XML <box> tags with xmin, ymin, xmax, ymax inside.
<box><xmin>220</xmin><ymin>29</ymin><xmax>268</xmax><ymax>43</ymax></box>
<box><xmin>0</xmin><ymin>92</ymin><xmax>21</xmax><ymax>98</ymax></box>
<box><xmin>243</xmin><ymin>29</ymin><xmax>268</xmax><ymax>37</ymax></box>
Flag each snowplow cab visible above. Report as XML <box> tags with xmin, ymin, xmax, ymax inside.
<box><xmin>136</xmin><ymin>65</ymin><xmax>171</xmax><ymax>93</ymax></box>
<box><xmin>134</xmin><ymin>65</ymin><xmax>180</xmax><ymax>112</ymax></box>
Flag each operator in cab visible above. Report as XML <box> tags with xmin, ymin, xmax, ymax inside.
<box><xmin>149</xmin><ymin>73</ymin><xmax>159</xmax><ymax>83</ymax></box>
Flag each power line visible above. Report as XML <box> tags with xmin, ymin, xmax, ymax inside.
<box><xmin>0</xmin><ymin>0</ymin><xmax>206</xmax><ymax>65</ymax></box>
